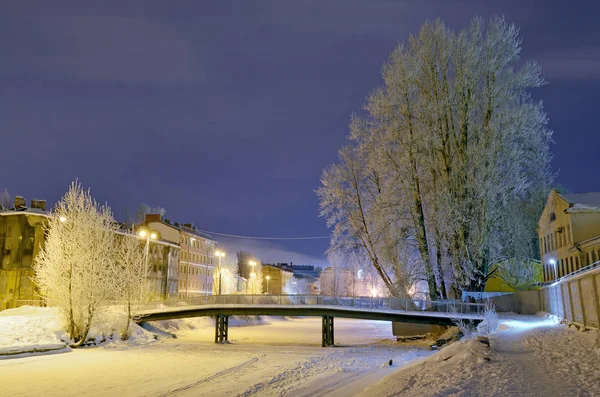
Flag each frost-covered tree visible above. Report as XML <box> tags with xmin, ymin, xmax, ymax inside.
<box><xmin>115</xmin><ymin>232</ymin><xmax>151</xmax><ymax>339</ymax></box>
<box><xmin>319</xmin><ymin>17</ymin><xmax>553</xmax><ymax>299</ymax></box>
<box><xmin>0</xmin><ymin>189</ymin><xmax>11</xmax><ymax>209</ymax></box>
<box><xmin>213</xmin><ymin>254</ymin><xmax>239</xmax><ymax>295</ymax></box>
<box><xmin>134</xmin><ymin>203</ymin><xmax>166</xmax><ymax>224</ymax></box>
<box><xmin>34</xmin><ymin>181</ymin><xmax>120</xmax><ymax>346</ymax></box>
<box><xmin>490</xmin><ymin>257</ymin><xmax>542</xmax><ymax>291</ymax></box>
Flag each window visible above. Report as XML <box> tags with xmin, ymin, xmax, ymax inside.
<box><xmin>575</xmin><ymin>256</ymin><xmax>580</xmax><ymax>270</ymax></box>
<box><xmin>569</xmin><ymin>257</ymin><xmax>574</xmax><ymax>274</ymax></box>
<box><xmin>567</xmin><ymin>224</ymin><xmax>571</xmax><ymax>244</ymax></box>
<box><xmin>593</xmin><ymin>251</ymin><xmax>598</xmax><ymax>264</ymax></box>
<box><xmin>549</xmin><ymin>212</ymin><xmax>556</xmax><ymax>222</ymax></box>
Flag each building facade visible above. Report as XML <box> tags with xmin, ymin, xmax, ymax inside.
<box><xmin>261</xmin><ymin>264</ymin><xmax>294</xmax><ymax>294</ymax></box>
<box><xmin>539</xmin><ymin>190</ymin><xmax>600</xmax><ymax>282</ymax></box>
<box><xmin>0</xmin><ymin>199</ymin><xmax>47</xmax><ymax>309</ymax></box>
<box><xmin>144</xmin><ymin>215</ymin><xmax>216</xmax><ymax>297</ymax></box>
<box><xmin>118</xmin><ymin>229</ymin><xmax>181</xmax><ymax>300</ymax></box>
<box><xmin>0</xmin><ymin>197</ymin><xmax>181</xmax><ymax>310</ymax></box>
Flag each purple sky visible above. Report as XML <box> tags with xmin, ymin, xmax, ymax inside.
<box><xmin>1</xmin><ymin>1</ymin><xmax>599</xmax><ymax>265</ymax></box>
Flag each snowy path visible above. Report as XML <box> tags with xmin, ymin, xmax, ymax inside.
<box><xmin>360</xmin><ymin>315</ymin><xmax>600</xmax><ymax>397</ymax></box>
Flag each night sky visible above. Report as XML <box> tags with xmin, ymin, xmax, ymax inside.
<box><xmin>1</xmin><ymin>1</ymin><xmax>598</xmax><ymax>265</ymax></box>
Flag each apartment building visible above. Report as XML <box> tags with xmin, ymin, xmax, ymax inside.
<box><xmin>144</xmin><ymin>214</ymin><xmax>216</xmax><ymax>297</ymax></box>
<box><xmin>538</xmin><ymin>190</ymin><xmax>600</xmax><ymax>282</ymax></box>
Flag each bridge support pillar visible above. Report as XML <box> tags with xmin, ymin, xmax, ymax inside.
<box><xmin>322</xmin><ymin>316</ymin><xmax>334</xmax><ymax>347</ymax></box>
<box><xmin>215</xmin><ymin>314</ymin><xmax>229</xmax><ymax>344</ymax></box>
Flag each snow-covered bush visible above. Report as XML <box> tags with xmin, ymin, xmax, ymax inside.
<box><xmin>477</xmin><ymin>300</ymin><xmax>499</xmax><ymax>337</ymax></box>
<box><xmin>448</xmin><ymin>304</ymin><xmax>477</xmax><ymax>339</ymax></box>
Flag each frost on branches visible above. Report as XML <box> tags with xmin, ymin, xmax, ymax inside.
<box><xmin>318</xmin><ymin>17</ymin><xmax>553</xmax><ymax>300</ymax></box>
<box><xmin>116</xmin><ymin>232</ymin><xmax>152</xmax><ymax>339</ymax></box>
<box><xmin>34</xmin><ymin>181</ymin><xmax>120</xmax><ymax>346</ymax></box>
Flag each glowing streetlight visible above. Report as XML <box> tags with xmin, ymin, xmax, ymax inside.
<box><xmin>265</xmin><ymin>275</ymin><xmax>271</xmax><ymax>295</ymax></box>
<box><xmin>59</xmin><ymin>216</ymin><xmax>67</xmax><ymax>223</ymax></box>
<box><xmin>549</xmin><ymin>259</ymin><xmax>557</xmax><ymax>281</ymax></box>
<box><xmin>139</xmin><ymin>230</ymin><xmax>147</xmax><ymax>237</ymax></box>
<box><xmin>371</xmin><ymin>287</ymin><xmax>378</xmax><ymax>298</ymax></box>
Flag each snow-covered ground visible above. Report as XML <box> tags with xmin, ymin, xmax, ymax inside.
<box><xmin>360</xmin><ymin>314</ymin><xmax>600</xmax><ymax>396</ymax></box>
<box><xmin>0</xmin><ymin>310</ymin><xmax>431</xmax><ymax>396</ymax></box>
<box><xmin>1</xmin><ymin>309</ymin><xmax>599</xmax><ymax>396</ymax></box>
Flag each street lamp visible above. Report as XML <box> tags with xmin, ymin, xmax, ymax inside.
<box><xmin>549</xmin><ymin>259</ymin><xmax>557</xmax><ymax>281</ymax></box>
<box><xmin>138</xmin><ymin>229</ymin><xmax>156</xmax><ymax>301</ymax></box>
<box><xmin>215</xmin><ymin>251</ymin><xmax>226</xmax><ymax>295</ymax></box>
<box><xmin>59</xmin><ymin>216</ymin><xmax>67</xmax><ymax>223</ymax></box>
<box><xmin>265</xmin><ymin>275</ymin><xmax>270</xmax><ymax>295</ymax></box>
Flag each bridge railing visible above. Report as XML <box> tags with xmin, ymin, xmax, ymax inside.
<box><xmin>138</xmin><ymin>294</ymin><xmax>485</xmax><ymax>315</ymax></box>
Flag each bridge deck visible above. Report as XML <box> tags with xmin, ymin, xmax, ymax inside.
<box><xmin>135</xmin><ymin>304</ymin><xmax>483</xmax><ymax>326</ymax></box>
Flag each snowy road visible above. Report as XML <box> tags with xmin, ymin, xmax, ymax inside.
<box><xmin>0</xmin><ymin>317</ymin><xmax>433</xmax><ymax>396</ymax></box>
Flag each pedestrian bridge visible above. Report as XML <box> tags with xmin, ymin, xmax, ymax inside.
<box><xmin>134</xmin><ymin>295</ymin><xmax>484</xmax><ymax>347</ymax></box>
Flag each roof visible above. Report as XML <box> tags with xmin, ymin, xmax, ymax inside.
<box><xmin>178</xmin><ymin>224</ymin><xmax>214</xmax><ymax>241</ymax></box>
<box><xmin>560</xmin><ymin>192</ymin><xmax>600</xmax><ymax>213</ymax></box>
<box><xmin>262</xmin><ymin>264</ymin><xmax>294</xmax><ymax>273</ymax></box>
<box><xmin>0</xmin><ymin>208</ymin><xmax>49</xmax><ymax>217</ymax></box>
<box><xmin>116</xmin><ymin>228</ymin><xmax>181</xmax><ymax>249</ymax></box>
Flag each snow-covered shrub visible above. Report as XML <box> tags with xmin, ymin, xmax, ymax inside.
<box><xmin>448</xmin><ymin>303</ymin><xmax>477</xmax><ymax>339</ymax></box>
<box><xmin>477</xmin><ymin>300</ymin><xmax>499</xmax><ymax>337</ymax></box>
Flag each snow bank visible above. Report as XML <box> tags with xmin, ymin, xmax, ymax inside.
<box><xmin>0</xmin><ymin>305</ymin><xmax>162</xmax><ymax>357</ymax></box>
<box><xmin>0</xmin><ymin>306</ymin><xmax>70</xmax><ymax>358</ymax></box>
<box><xmin>358</xmin><ymin>338</ymin><xmax>490</xmax><ymax>396</ymax></box>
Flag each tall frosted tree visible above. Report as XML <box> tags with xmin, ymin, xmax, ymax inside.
<box><xmin>319</xmin><ymin>17</ymin><xmax>553</xmax><ymax>299</ymax></box>
<box><xmin>34</xmin><ymin>181</ymin><xmax>120</xmax><ymax>346</ymax></box>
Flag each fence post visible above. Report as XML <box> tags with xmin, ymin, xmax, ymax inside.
<box><xmin>578</xmin><ymin>279</ymin><xmax>587</xmax><ymax>328</ymax></box>
<box><xmin>591</xmin><ymin>275</ymin><xmax>600</xmax><ymax>329</ymax></box>
<box><xmin>567</xmin><ymin>282</ymin><xmax>576</xmax><ymax>323</ymax></box>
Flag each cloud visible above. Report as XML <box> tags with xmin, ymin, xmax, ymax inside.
<box><xmin>215</xmin><ymin>236</ymin><xmax>328</xmax><ymax>267</ymax></box>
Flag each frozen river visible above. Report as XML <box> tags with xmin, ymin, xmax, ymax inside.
<box><xmin>0</xmin><ymin>317</ymin><xmax>433</xmax><ymax>396</ymax></box>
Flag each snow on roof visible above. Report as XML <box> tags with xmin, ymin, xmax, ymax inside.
<box><xmin>0</xmin><ymin>208</ymin><xmax>49</xmax><ymax>217</ymax></box>
<box><xmin>560</xmin><ymin>192</ymin><xmax>600</xmax><ymax>213</ymax></box>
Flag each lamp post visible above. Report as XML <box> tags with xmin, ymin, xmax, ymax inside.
<box><xmin>138</xmin><ymin>229</ymin><xmax>157</xmax><ymax>301</ymax></box>
<box><xmin>215</xmin><ymin>250</ymin><xmax>226</xmax><ymax>295</ymax></box>
<box><xmin>266</xmin><ymin>275</ymin><xmax>270</xmax><ymax>295</ymax></box>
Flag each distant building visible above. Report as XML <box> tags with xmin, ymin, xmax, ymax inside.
<box><xmin>0</xmin><ymin>197</ymin><xmax>180</xmax><ymax>310</ymax></box>
<box><xmin>319</xmin><ymin>266</ymin><xmax>353</xmax><ymax>296</ymax></box>
<box><xmin>539</xmin><ymin>190</ymin><xmax>600</xmax><ymax>282</ymax></box>
<box><xmin>144</xmin><ymin>214</ymin><xmax>216</xmax><ymax>297</ymax></box>
<box><xmin>261</xmin><ymin>264</ymin><xmax>294</xmax><ymax>294</ymax></box>
<box><xmin>118</xmin><ymin>227</ymin><xmax>180</xmax><ymax>300</ymax></box>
